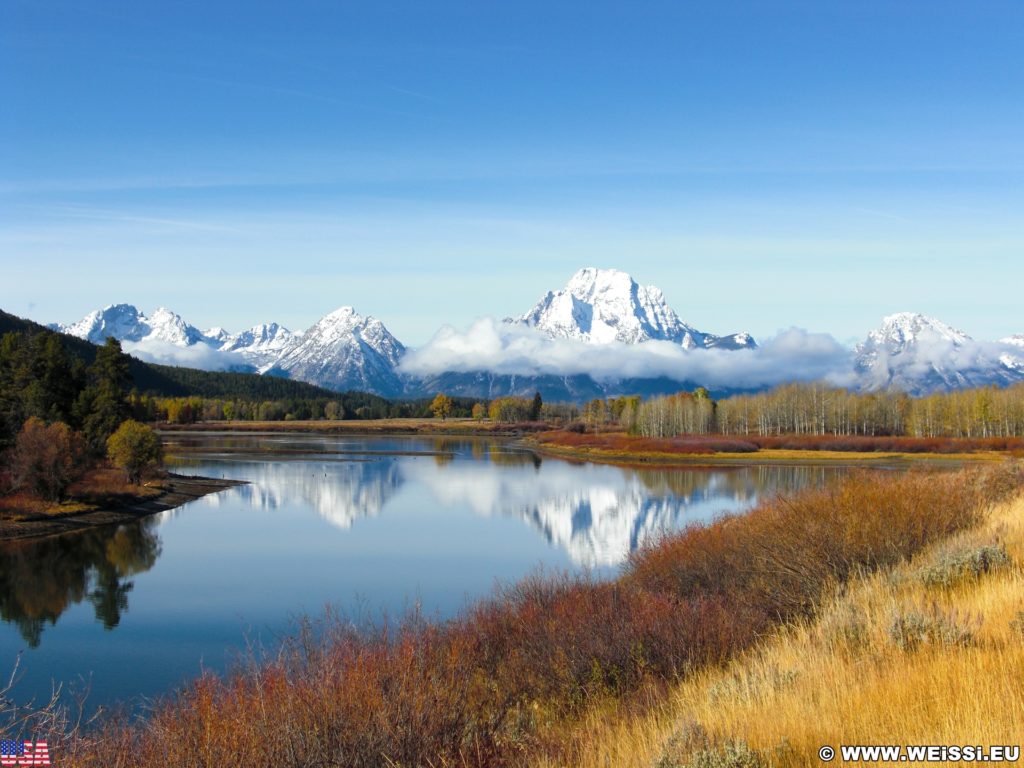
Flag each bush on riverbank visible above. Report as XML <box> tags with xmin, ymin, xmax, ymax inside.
<box><xmin>535</xmin><ymin>429</ymin><xmax>1024</xmax><ymax>456</ymax></box>
<box><xmin>49</xmin><ymin>463</ymin><xmax>1023</xmax><ymax>768</ymax></box>
<box><xmin>644</xmin><ymin>485</ymin><xmax>1024</xmax><ymax>768</ymax></box>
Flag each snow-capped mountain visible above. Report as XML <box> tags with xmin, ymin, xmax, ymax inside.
<box><xmin>48</xmin><ymin>292</ymin><xmax>1022</xmax><ymax>401</ymax></box>
<box><xmin>855</xmin><ymin>313</ymin><xmax>1023</xmax><ymax>395</ymax></box>
<box><xmin>218</xmin><ymin>322</ymin><xmax>297</xmax><ymax>371</ymax></box>
<box><xmin>57</xmin><ymin>304</ymin><xmax>297</xmax><ymax>372</ymax></box>
<box><xmin>54</xmin><ymin>303</ymin><xmax>404</xmax><ymax>393</ymax></box>
<box><xmin>511</xmin><ymin>267</ymin><xmax>756</xmax><ymax>349</ymax></box>
<box><xmin>57</xmin><ymin>304</ymin><xmax>208</xmax><ymax>347</ymax></box>
<box><xmin>267</xmin><ymin>307</ymin><xmax>406</xmax><ymax>396</ymax></box>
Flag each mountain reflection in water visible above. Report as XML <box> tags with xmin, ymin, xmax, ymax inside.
<box><xmin>169</xmin><ymin>437</ymin><xmax>845</xmax><ymax>567</ymax></box>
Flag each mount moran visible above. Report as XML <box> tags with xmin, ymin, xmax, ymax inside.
<box><xmin>52</xmin><ymin>268</ymin><xmax>1024</xmax><ymax>400</ymax></box>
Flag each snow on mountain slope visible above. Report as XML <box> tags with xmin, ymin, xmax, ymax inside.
<box><xmin>203</xmin><ymin>327</ymin><xmax>232</xmax><ymax>344</ymax></box>
<box><xmin>511</xmin><ymin>267</ymin><xmax>756</xmax><ymax>349</ymax></box>
<box><xmin>49</xmin><ymin>297</ymin><xmax>1022</xmax><ymax>399</ymax></box>
<box><xmin>267</xmin><ymin>307</ymin><xmax>406</xmax><ymax>396</ymax></box>
<box><xmin>1000</xmin><ymin>334</ymin><xmax>1024</xmax><ymax>372</ymax></box>
<box><xmin>57</xmin><ymin>304</ymin><xmax>294</xmax><ymax>371</ymax></box>
<box><xmin>855</xmin><ymin>312</ymin><xmax>1023</xmax><ymax>394</ymax></box>
<box><xmin>60</xmin><ymin>303</ymin><xmax>214</xmax><ymax>346</ymax></box>
<box><xmin>218</xmin><ymin>322</ymin><xmax>297</xmax><ymax>371</ymax></box>
<box><xmin>144</xmin><ymin>307</ymin><xmax>209</xmax><ymax>346</ymax></box>
<box><xmin>60</xmin><ymin>304</ymin><xmax>159</xmax><ymax>344</ymax></box>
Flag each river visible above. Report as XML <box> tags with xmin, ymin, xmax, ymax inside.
<box><xmin>1</xmin><ymin>433</ymin><xmax>854</xmax><ymax>711</ymax></box>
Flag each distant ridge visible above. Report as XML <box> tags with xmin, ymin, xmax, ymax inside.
<box><xmin>2</xmin><ymin>309</ymin><xmax>346</xmax><ymax>401</ymax></box>
<box><xmin>43</xmin><ymin>270</ymin><xmax>1024</xmax><ymax>399</ymax></box>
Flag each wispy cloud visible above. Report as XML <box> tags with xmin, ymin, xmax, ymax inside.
<box><xmin>29</xmin><ymin>205</ymin><xmax>247</xmax><ymax>234</ymax></box>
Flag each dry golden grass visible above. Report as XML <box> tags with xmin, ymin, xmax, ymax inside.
<box><xmin>543</xmin><ymin>490</ymin><xmax>1024</xmax><ymax>768</ymax></box>
<box><xmin>0</xmin><ymin>493</ymin><xmax>94</xmax><ymax>519</ymax></box>
<box><xmin>0</xmin><ymin>467</ymin><xmax>162</xmax><ymax>521</ymax></box>
<box><xmin>70</xmin><ymin>467</ymin><xmax>163</xmax><ymax>499</ymax></box>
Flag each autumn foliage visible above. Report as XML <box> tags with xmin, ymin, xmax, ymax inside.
<box><xmin>106</xmin><ymin>420</ymin><xmax>162</xmax><ymax>484</ymax></box>
<box><xmin>48</xmin><ymin>462</ymin><xmax>1023</xmax><ymax>768</ymax></box>
<box><xmin>535</xmin><ymin>429</ymin><xmax>1024</xmax><ymax>456</ymax></box>
<box><xmin>7</xmin><ymin>417</ymin><xmax>85</xmax><ymax>501</ymax></box>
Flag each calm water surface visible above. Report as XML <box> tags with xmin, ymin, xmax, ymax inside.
<box><xmin>1</xmin><ymin>434</ymin><xmax>852</xmax><ymax>709</ymax></box>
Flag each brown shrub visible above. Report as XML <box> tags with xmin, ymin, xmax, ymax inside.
<box><xmin>627</xmin><ymin>469</ymin><xmax>991</xmax><ymax>625</ymax></box>
<box><xmin>537</xmin><ymin>430</ymin><xmax>1024</xmax><ymax>455</ymax></box>
<box><xmin>7</xmin><ymin>418</ymin><xmax>87</xmax><ymax>502</ymax></box>
<box><xmin>53</xmin><ymin>464</ymin><xmax>1022</xmax><ymax>768</ymax></box>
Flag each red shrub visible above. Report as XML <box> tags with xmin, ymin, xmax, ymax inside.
<box><xmin>55</xmin><ymin>464</ymin><xmax>1023</xmax><ymax>768</ymax></box>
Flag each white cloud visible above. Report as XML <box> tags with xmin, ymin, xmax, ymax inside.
<box><xmin>398</xmin><ymin>319</ymin><xmax>856</xmax><ymax>389</ymax></box>
<box><xmin>860</xmin><ymin>335</ymin><xmax>1023</xmax><ymax>391</ymax></box>
<box><xmin>123</xmin><ymin>339</ymin><xmax>250</xmax><ymax>371</ymax></box>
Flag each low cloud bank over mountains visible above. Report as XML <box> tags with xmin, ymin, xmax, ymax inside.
<box><xmin>51</xmin><ymin>268</ymin><xmax>1024</xmax><ymax>400</ymax></box>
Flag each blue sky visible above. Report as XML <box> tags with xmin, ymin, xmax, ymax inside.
<box><xmin>2</xmin><ymin>0</ymin><xmax>1022</xmax><ymax>346</ymax></box>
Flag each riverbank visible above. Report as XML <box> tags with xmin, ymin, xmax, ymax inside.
<box><xmin>158</xmin><ymin>420</ymin><xmax>1021</xmax><ymax>464</ymax></box>
<box><xmin>43</xmin><ymin>463</ymin><xmax>1022</xmax><ymax>767</ymax></box>
<box><xmin>158</xmin><ymin>417</ymin><xmax>543</xmax><ymax>436</ymax></box>
<box><xmin>0</xmin><ymin>472</ymin><xmax>244</xmax><ymax>541</ymax></box>
<box><xmin>548</xmin><ymin>475</ymin><xmax>1024</xmax><ymax>768</ymax></box>
<box><xmin>528</xmin><ymin>430</ymin><xmax>1020</xmax><ymax>466</ymax></box>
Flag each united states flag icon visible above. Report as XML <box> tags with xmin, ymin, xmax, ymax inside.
<box><xmin>0</xmin><ymin>741</ymin><xmax>50</xmax><ymax>766</ymax></box>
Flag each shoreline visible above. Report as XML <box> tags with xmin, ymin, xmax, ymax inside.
<box><xmin>159</xmin><ymin>420</ymin><xmax>1014</xmax><ymax>467</ymax></box>
<box><xmin>0</xmin><ymin>473</ymin><xmax>245</xmax><ymax>541</ymax></box>
<box><xmin>525</xmin><ymin>438</ymin><xmax>1008</xmax><ymax>467</ymax></box>
<box><xmin>157</xmin><ymin>418</ymin><xmax>537</xmax><ymax>437</ymax></box>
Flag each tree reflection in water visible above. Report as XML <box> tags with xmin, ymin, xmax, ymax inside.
<box><xmin>0</xmin><ymin>520</ymin><xmax>161</xmax><ymax>647</ymax></box>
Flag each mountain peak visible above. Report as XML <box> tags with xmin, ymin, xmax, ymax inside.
<box><xmin>514</xmin><ymin>267</ymin><xmax>756</xmax><ymax>349</ymax></box>
<box><xmin>269</xmin><ymin>306</ymin><xmax>405</xmax><ymax>396</ymax></box>
<box><xmin>566</xmin><ymin>266</ymin><xmax>636</xmax><ymax>294</ymax></box>
<box><xmin>869</xmin><ymin>312</ymin><xmax>970</xmax><ymax>348</ymax></box>
<box><xmin>61</xmin><ymin>303</ymin><xmax>149</xmax><ymax>344</ymax></box>
<box><xmin>853</xmin><ymin>312</ymin><xmax>1016</xmax><ymax>395</ymax></box>
<box><xmin>323</xmin><ymin>306</ymin><xmax>359</xmax><ymax>322</ymax></box>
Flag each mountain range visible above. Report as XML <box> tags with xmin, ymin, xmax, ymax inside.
<box><xmin>51</xmin><ymin>268</ymin><xmax>1024</xmax><ymax>400</ymax></box>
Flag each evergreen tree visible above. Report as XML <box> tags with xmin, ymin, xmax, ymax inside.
<box><xmin>0</xmin><ymin>332</ymin><xmax>26</xmax><ymax>445</ymax></box>
<box><xmin>78</xmin><ymin>338</ymin><xmax>133</xmax><ymax>452</ymax></box>
<box><xmin>530</xmin><ymin>391</ymin><xmax>543</xmax><ymax>421</ymax></box>
<box><xmin>26</xmin><ymin>333</ymin><xmax>82</xmax><ymax>424</ymax></box>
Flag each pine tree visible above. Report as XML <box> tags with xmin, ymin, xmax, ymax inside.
<box><xmin>78</xmin><ymin>338</ymin><xmax>133</xmax><ymax>453</ymax></box>
<box><xmin>530</xmin><ymin>391</ymin><xmax>543</xmax><ymax>421</ymax></box>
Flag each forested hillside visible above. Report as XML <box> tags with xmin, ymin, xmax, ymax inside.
<box><xmin>1</xmin><ymin>309</ymin><xmax>344</xmax><ymax>400</ymax></box>
<box><xmin>0</xmin><ymin>309</ymin><xmax>477</xmax><ymax>434</ymax></box>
